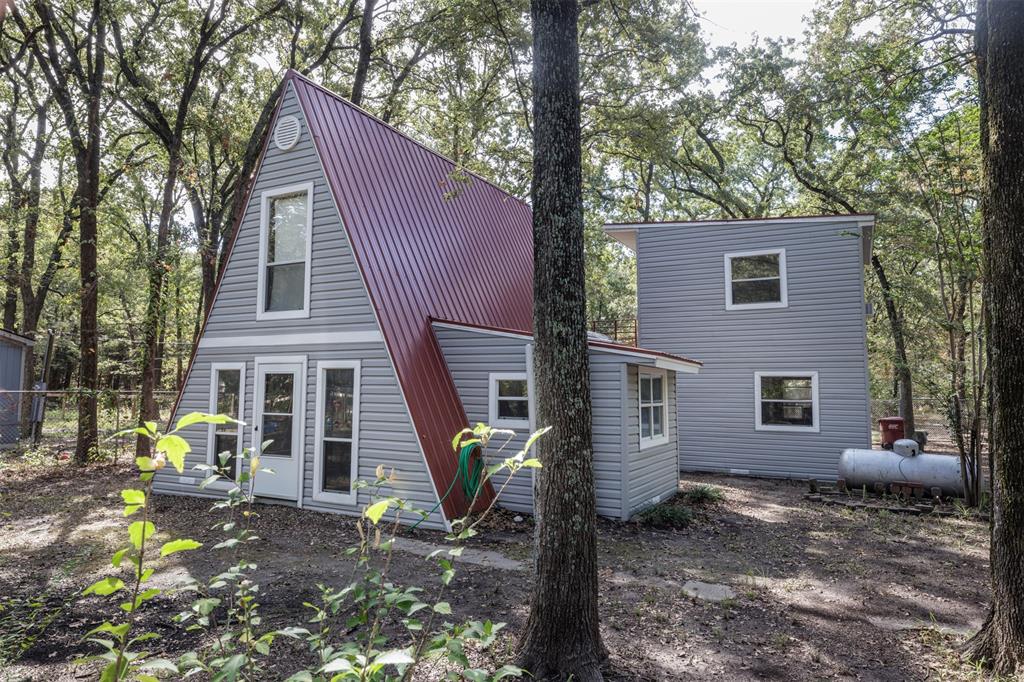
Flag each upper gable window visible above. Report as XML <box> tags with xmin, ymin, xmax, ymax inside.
<box><xmin>724</xmin><ymin>248</ymin><xmax>788</xmax><ymax>310</ymax></box>
<box><xmin>257</xmin><ymin>183</ymin><xmax>313</xmax><ymax>320</ymax></box>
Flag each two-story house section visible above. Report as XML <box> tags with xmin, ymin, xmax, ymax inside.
<box><xmin>157</xmin><ymin>71</ymin><xmax>703</xmax><ymax>529</ymax></box>
<box><xmin>605</xmin><ymin>215</ymin><xmax>875</xmax><ymax>480</ymax></box>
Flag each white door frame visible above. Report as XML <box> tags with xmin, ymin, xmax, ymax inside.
<box><xmin>252</xmin><ymin>355</ymin><xmax>307</xmax><ymax>503</ymax></box>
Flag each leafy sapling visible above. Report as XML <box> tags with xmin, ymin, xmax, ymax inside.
<box><xmin>78</xmin><ymin>412</ymin><xmax>237</xmax><ymax>681</ymax></box>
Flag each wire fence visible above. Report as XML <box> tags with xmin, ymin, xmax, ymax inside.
<box><xmin>17</xmin><ymin>389</ymin><xmax>180</xmax><ymax>463</ymax></box>
<box><xmin>870</xmin><ymin>397</ymin><xmax>986</xmax><ymax>454</ymax></box>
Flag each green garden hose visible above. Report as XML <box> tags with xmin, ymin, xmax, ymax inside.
<box><xmin>409</xmin><ymin>441</ymin><xmax>485</xmax><ymax>530</ymax></box>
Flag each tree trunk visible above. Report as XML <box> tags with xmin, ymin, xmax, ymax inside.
<box><xmin>962</xmin><ymin>0</ymin><xmax>1024</xmax><ymax>673</ymax></box>
<box><xmin>73</xmin><ymin>0</ymin><xmax>104</xmax><ymax>463</ymax></box>
<box><xmin>871</xmin><ymin>254</ymin><xmax>916</xmax><ymax>436</ymax></box>
<box><xmin>350</xmin><ymin>0</ymin><xmax>376</xmax><ymax>106</ymax></box>
<box><xmin>135</xmin><ymin>147</ymin><xmax>178</xmax><ymax>455</ymax></box>
<box><xmin>516</xmin><ymin>1</ymin><xmax>606</xmax><ymax>680</ymax></box>
<box><xmin>75</xmin><ymin>168</ymin><xmax>100</xmax><ymax>463</ymax></box>
<box><xmin>3</xmin><ymin>213</ymin><xmax>18</xmax><ymax>330</ymax></box>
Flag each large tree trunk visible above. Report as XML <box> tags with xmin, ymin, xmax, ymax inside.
<box><xmin>516</xmin><ymin>1</ymin><xmax>606</xmax><ymax>680</ymax></box>
<box><xmin>962</xmin><ymin>0</ymin><xmax>1024</xmax><ymax>673</ymax></box>
<box><xmin>75</xmin><ymin>169</ymin><xmax>100</xmax><ymax>463</ymax></box>
<box><xmin>73</xmin><ymin>0</ymin><xmax>104</xmax><ymax>464</ymax></box>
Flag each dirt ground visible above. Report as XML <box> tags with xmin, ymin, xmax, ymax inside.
<box><xmin>0</xmin><ymin>455</ymin><xmax>993</xmax><ymax>681</ymax></box>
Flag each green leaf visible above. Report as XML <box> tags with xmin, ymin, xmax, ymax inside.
<box><xmin>364</xmin><ymin>499</ymin><xmax>392</xmax><ymax>525</ymax></box>
<box><xmin>322</xmin><ymin>658</ymin><xmax>355</xmax><ymax>673</ymax></box>
<box><xmin>156</xmin><ymin>434</ymin><xmax>190</xmax><ymax>473</ymax></box>
<box><xmin>432</xmin><ymin>601</ymin><xmax>452</xmax><ymax>614</ymax></box>
<box><xmin>121</xmin><ymin>489</ymin><xmax>146</xmax><ymax>505</ymax></box>
<box><xmin>520</xmin><ymin>458</ymin><xmax>542</xmax><ymax>468</ymax></box>
<box><xmin>175</xmin><ymin>411</ymin><xmax>235</xmax><ymax>431</ymax></box>
<box><xmin>451</xmin><ymin>427</ymin><xmax>473</xmax><ymax>451</ymax></box>
<box><xmin>128</xmin><ymin>521</ymin><xmax>155</xmax><ymax>550</ymax></box>
<box><xmin>111</xmin><ymin>548</ymin><xmax>130</xmax><ymax>568</ymax></box>
<box><xmin>522</xmin><ymin>426</ymin><xmax>552</xmax><ymax>454</ymax></box>
<box><xmin>84</xmin><ymin>577</ymin><xmax>125</xmax><ymax>597</ymax></box>
<box><xmin>375</xmin><ymin>649</ymin><xmax>414</xmax><ymax>666</ymax></box>
<box><xmin>121</xmin><ymin>489</ymin><xmax>146</xmax><ymax>516</ymax></box>
<box><xmin>491</xmin><ymin>664</ymin><xmax>526</xmax><ymax>680</ymax></box>
<box><xmin>284</xmin><ymin>672</ymin><xmax>315</xmax><ymax>682</ymax></box>
<box><xmin>86</xmin><ymin>621</ymin><xmax>130</xmax><ymax>638</ymax></box>
<box><xmin>160</xmin><ymin>539</ymin><xmax>202</xmax><ymax>557</ymax></box>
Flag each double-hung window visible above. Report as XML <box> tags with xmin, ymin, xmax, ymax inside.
<box><xmin>724</xmin><ymin>248</ymin><xmax>788</xmax><ymax>310</ymax></box>
<box><xmin>639</xmin><ymin>369</ymin><xmax>668</xmax><ymax>448</ymax></box>
<box><xmin>313</xmin><ymin>361</ymin><xmax>360</xmax><ymax>504</ymax></box>
<box><xmin>488</xmin><ymin>372</ymin><xmax>530</xmax><ymax>428</ymax></box>
<box><xmin>257</xmin><ymin>183</ymin><xmax>313</xmax><ymax>319</ymax></box>
<box><xmin>208</xmin><ymin>362</ymin><xmax>245</xmax><ymax>481</ymax></box>
<box><xmin>754</xmin><ymin>372</ymin><xmax>819</xmax><ymax>432</ymax></box>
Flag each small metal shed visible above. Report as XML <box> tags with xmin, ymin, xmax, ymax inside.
<box><xmin>0</xmin><ymin>329</ymin><xmax>32</xmax><ymax>447</ymax></box>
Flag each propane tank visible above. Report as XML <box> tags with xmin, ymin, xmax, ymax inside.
<box><xmin>892</xmin><ymin>438</ymin><xmax>919</xmax><ymax>457</ymax></box>
<box><xmin>838</xmin><ymin>444</ymin><xmax>962</xmax><ymax>497</ymax></box>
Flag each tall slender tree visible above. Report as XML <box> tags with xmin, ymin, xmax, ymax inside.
<box><xmin>962</xmin><ymin>0</ymin><xmax>1024</xmax><ymax>673</ymax></box>
<box><xmin>517</xmin><ymin>1</ymin><xmax>606</xmax><ymax>680</ymax></box>
<box><xmin>11</xmin><ymin>0</ymin><xmax>107</xmax><ymax>462</ymax></box>
<box><xmin>109</xmin><ymin>0</ymin><xmax>283</xmax><ymax>455</ymax></box>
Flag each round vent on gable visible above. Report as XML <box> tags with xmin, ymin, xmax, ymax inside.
<box><xmin>274</xmin><ymin>115</ymin><xmax>301</xmax><ymax>151</ymax></box>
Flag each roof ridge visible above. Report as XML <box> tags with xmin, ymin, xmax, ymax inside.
<box><xmin>604</xmin><ymin>213</ymin><xmax>876</xmax><ymax>228</ymax></box>
<box><xmin>285</xmin><ymin>69</ymin><xmax>530</xmax><ymax>209</ymax></box>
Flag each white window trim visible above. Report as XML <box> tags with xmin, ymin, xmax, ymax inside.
<box><xmin>255</xmin><ymin>182</ymin><xmax>314</xmax><ymax>321</ymax></box>
<box><xmin>638</xmin><ymin>367</ymin><xmax>669</xmax><ymax>450</ymax></box>
<box><xmin>754</xmin><ymin>371</ymin><xmax>820</xmax><ymax>433</ymax></box>
<box><xmin>207</xmin><ymin>362</ymin><xmax>246</xmax><ymax>490</ymax></box>
<box><xmin>488</xmin><ymin>372</ymin><xmax>530</xmax><ymax>429</ymax></box>
<box><xmin>312</xmin><ymin>360</ymin><xmax>361</xmax><ymax>505</ymax></box>
<box><xmin>724</xmin><ymin>248</ymin><xmax>788</xmax><ymax>311</ymax></box>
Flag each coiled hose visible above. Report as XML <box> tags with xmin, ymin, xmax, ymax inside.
<box><xmin>409</xmin><ymin>441</ymin><xmax>484</xmax><ymax>530</ymax></box>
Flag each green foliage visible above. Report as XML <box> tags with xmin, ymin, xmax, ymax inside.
<box><xmin>684</xmin><ymin>484</ymin><xmax>724</xmax><ymax>505</ymax></box>
<box><xmin>75</xmin><ymin>421</ymin><xmax>547</xmax><ymax>680</ymax></box>
<box><xmin>0</xmin><ymin>592</ymin><xmax>69</xmax><ymax>667</ymax></box>
<box><xmin>636</xmin><ymin>502</ymin><xmax>694</xmax><ymax>530</ymax></box>
<box><xmin>76</xmin><ymin>412</ymin><xmax>229</xmax><ymax>681</ymax></box>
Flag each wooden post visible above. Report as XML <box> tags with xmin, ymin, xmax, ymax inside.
<box><xmin>31</xmin><ymin>331</ymin><xmax>54</xmax><ymax>445</ymax></box>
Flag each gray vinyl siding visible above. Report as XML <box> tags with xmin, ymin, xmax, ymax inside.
<box><xmin>202</xmin><ymin>83</ymin><xmax>378</xmax><ymax>337</ymax></box>
<box><xmin>624</xmin><ymin>364</ymin><xmax>679</xmax><ymax>514</ymax></box>
<box><xmin>155</xmin><ymin>83</ymin><xmax>445</xmax><ymax>530</ymax></box>
<box><xmin>433</xmin><ymin>324</ymin><xmax>680</xmax><ymax>520</ymax></box>
<box><xmin>432</xmin><ymin>327</ymin><xmax>535</xmax><ymax>514</ymax></box>
<box><xmin>634</xmin><ymin>218</ymin><xmax>872</xmax><ymax>480</ymax></box>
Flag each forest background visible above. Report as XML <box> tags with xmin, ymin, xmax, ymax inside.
<box><xmin>0</xmin><ymin>0</ymin><xmax>981</xmax><ymax>469</ymax></box>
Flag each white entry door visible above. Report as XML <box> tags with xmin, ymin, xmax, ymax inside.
<box><xmin>252</xmin><ymin>358</ymin><xmax>305</xmax><ymax>500</ymax></box>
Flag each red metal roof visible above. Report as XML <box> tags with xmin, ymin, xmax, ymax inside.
<box><xmin>289</xmin><ymin>71</ymin><xmax>535</xmax><ymax>522</ymax></box>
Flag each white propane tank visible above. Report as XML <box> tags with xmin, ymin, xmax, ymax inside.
<box><xmin>892</xmin><ymin>438</ymin><xmax>920</xmax><ymax>457</ymax></box>
<box><xmin>838</xmin><ymin>442</ymin><xmax>963</xmax><ymax>497</ymax></box>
